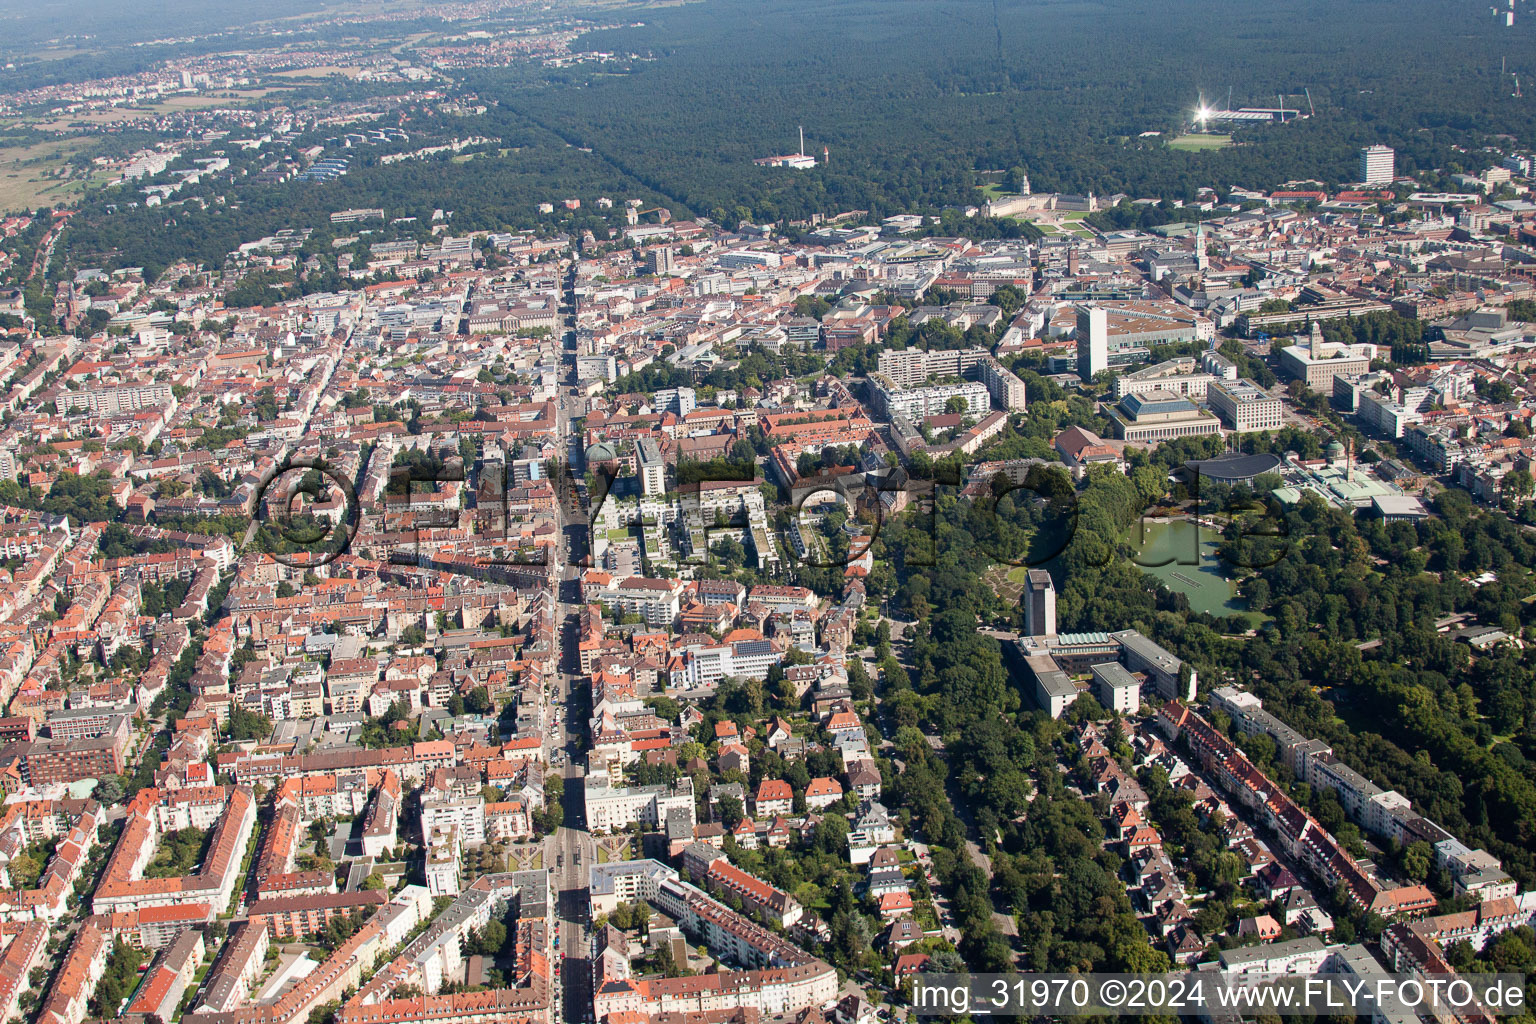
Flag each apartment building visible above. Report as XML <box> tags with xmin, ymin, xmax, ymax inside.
<box><xmin>36</xmin><ymin>916</ymin><xmax>109</xmax><ymax>1024</ymax></box>
<box><xmin>248</xmin><ymin>891</ymin><xmax>388</xmax><ymax>940</ymax></box>
<box><xmin>589</xmin><ymin>859</ymin><xmax>680</xmax><ymax>917</ymax></box>
<box><xmin>197</xmin><ymin>920</ymin><xmax>271</xmax><ymax>1012</ymax></box>
<box><xmin>607</xmin><ymin>576</ymin><xmax>685</xmax><ymax>628</ymax></box>
<box><xmin>1218</xmin><ymin>935</ymin><xmax>1332</xmax><ymax>976</ymax></box>
<box><xmin>92</xmin><ymin>786</ymin><xmax>256</xmax><ymax>919</ymax></box>
<box><xmin>59</xmin><ymin>381</ymin><xmax>174</xmax><ymax>416</ymax></box>
<box><xmin>874</xmin><ymin>380</ymin><xmax>990</xmax><ymax>421</ymax></box>
<box><xmin>124</xmin><ymin>930</ymin><xmax>206</xmax><ymax>1021</ymax></box>
<box><xmin>583</xmin><ymin>776</ymin><xmax>695</xmax><ymax>834</ymax></box>
<box><xmin>979</xmin><ymin>356</ymin><xmax>1029</xmax><ymax>411</ymax></box>
<box><xmin>682</xmin><ymin>845</ymin><xmax>805</xmax><ymax>928</ymax></box>
<box><xmin>360</xmin><ymin>771</ymin><xmax>401</xmax><ymax>858</ymax></box>
<box><xmin>421</xmin><ymin>791</ymin><xmax>486</xmax><ymax>846</ymax></box>
<box><xmin>875</xmin><ymin>347</ymin><xmax>990</xmax><ymax>387</ymax></box>
<box><xmin>424</xmin><ymin>825</ymin><xmax>462</xmax><ymax>897</ymax></box>
<box><xmin>637</xmin><ymin>437</ymin><xmax>666</xmax><ymax>497</ymax></box>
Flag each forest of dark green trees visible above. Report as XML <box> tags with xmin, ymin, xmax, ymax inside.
<box><xmin>40</xmin><ymin>0</ymin><xmax>1536</xmax><ymax>278</ymax></box>
<box><xmin>474</xmin><ymin>0</ymin><xmax>1536</xmax><ymax>219</ymax></box>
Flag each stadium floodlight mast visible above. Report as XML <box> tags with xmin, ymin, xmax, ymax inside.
<box><xmin>1194</xmin><ymin>92</ymin><xmax>1213</xmax><ymax>128</ymax></box>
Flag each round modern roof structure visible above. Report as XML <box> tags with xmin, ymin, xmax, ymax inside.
<box><xmin>1183</xmin><ymin>452</ymin><xmax>1283</xmax><ymax>483</ymax></box>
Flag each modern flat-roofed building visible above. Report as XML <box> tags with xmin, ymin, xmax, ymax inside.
<box><xmin>424</xmin><ymin>824</ymin><xmax>461</xmax><ymax>897</ymax></box>
<box><xmin>1092</xmin><ymin>661</ymin><xmax>1141</xmax><ymax>715</ymax></box>
<box><xmin>1111</xmin><ymin>629</ymin><xmax>1196</xmax><ymax>701</ymax></box>
<box><xmin>584</xmin><ymin>776</ymin><xmax>695</xmax><ymax>834</ymax></box>
<box><xmin>1207</xmin><ymin>378</ymin><xmax>1283</xmax><ymax>432</ymax></box>
<box><xmin>1019</xmin><ymin>652</ymin><xmax>1080</xmax><ymax>718</ymax></box>
<box><xmin>980</xmin><ymin>356</ymin><xmax>1029</xmax><ymax>411</ymax></box>
<box><xmin>1356</xmin><ymin>388</ymin><xmax>1423</xmax><ymax>438</ymax></box>
<box><xmin>19</xmin><ymin>724</ymin><xmax>129</xmax><ymax>784</ymax></box>
<box><xmin>1219</xmin><ymin>935</ymin><xmax>1330</xmax><ymax>976</ymax></box>
<box><xmin>1237</xmin><ymin>298</ymin><xmax>1392</xmax><ymax>339</ymax></box>
<box><xmin>59</xmin><ymin>382</ymin><xmax>174</xmax><ymax>416</ymax></box>
<box><xmin>1107</xmin><ymin>390</ymin><xmax>1221</xmax><ymax>444</ymax></box>
<box><xmin>644</xmin><ymin>247</ymin><xmax>676</xmax><ymax>276</ymax></box>
<box><xmin>588</xmin><ymin>859</ymin><xmax>679</xmax><ymax>916</ymax></box>
<box><xmin>1113</xmin><ymin>357</ymin><xmax>1214</xmax><ymax>401</ymax></box>
<box><xmin>875</xmin><ymin>348</ymin><xmax>1026</xmax><ymax>410</ymax></box>
<box><xmin>576</xmin><ymin>353</ymin><xmax>618</xmax><ymax>383</ymax></box>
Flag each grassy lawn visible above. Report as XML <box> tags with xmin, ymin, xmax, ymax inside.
<box><xmin>797</xmin><ymin>882</ymin><xmax>831</xmax><ymax>912</ymax></box>
<box><xmin>1040</xmin><ymin>212</ymin><xmax>1096</xmax><ymax>238</ymax></box>
<box><xmin>0</xmin><ymin>137</ymin><xmax>90</xmax><ymax>213</ymax></box>
<box><xmin>1169</xmin><ymin>133</ymin><xmax>1233</xmax><ymax>151</ymax></box>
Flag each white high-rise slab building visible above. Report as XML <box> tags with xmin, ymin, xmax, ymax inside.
<box><xmin>1360</xmin><ymin>145</ymin><xmax>1395</xmax><ymax>185</ymax></box>
<box><xmin>1076</xmin><ymin>305</ymin><xmax>1108</xmax><ymax>382</ymax></box>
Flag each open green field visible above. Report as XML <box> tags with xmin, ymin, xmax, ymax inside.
<box><xmin>0</xmin><ymin>138</ymin><xmax>90</xmax><ymax>213</ymax></box>
<box><xmin>1169</xmin><ymin>133</ymin><xmax>1233</xmax><ymax>151</ymax></box>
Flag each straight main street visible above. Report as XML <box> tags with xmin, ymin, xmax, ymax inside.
<box><xmin>546</xmin><ymin>259</ymin><xmax>594</xmax><ymax>1024</ymax></box>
